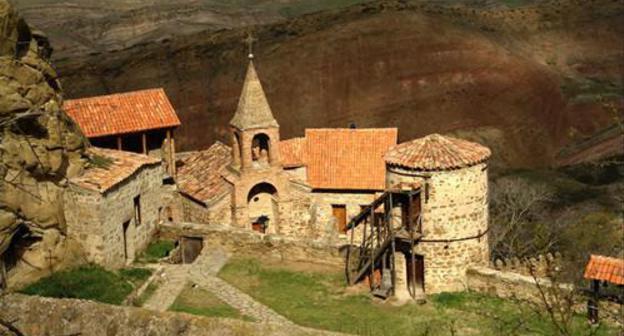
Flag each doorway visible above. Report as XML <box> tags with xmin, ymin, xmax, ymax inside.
<box><xmin>122</xmin><ymin>220</ymin><xmax>130</xmax><ymax>261</ymax></box>
<box><xmin>406</xmin><ymin>254</ymin><xmax>425</xmax><ymax>297</ymax></box>
<box><xmin>180</xmin><ymin>236</ymin><xmax>203</xmax><ymax>264</ymax></box>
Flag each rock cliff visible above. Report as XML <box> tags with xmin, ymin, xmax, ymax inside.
<box><xmin>0</xmin><ymin>0</ymin><xmax>88</xmax><ymax>286</ymax></box>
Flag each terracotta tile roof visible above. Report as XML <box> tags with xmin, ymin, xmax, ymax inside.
<box><xmin>305</xmin><ymin>128</ymin><xmax>398</xmax><ymax>190</ymax></box>
<box><xmin>176</xmin><ymin>142</ymin><xmax>232</xmax><ymax>205</ymax></box>
<box><xmin>279</xmin><ymin>137</ymin><xmax>306</xmax><ymax>168</ymax></box>
<box><xmin>64</xmin><ymin>88</ymin><xmax>181</xmax><ymax>138</ymax></box>
<box><xmin>584</xmin><ymin>255</ymin><xmax>624</xmax><ymax>285</ymax></box>
<box><xmin>71</xmin><ymin>147</ymin><xmax>161</xmax><ymax>193</ymax></box>
<box><xmin>384</xmin><ymin>133</ymin><xmax>491</xmax><ymax>171</ymax></box>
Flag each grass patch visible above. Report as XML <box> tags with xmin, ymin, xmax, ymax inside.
<box><xmin>169</xmin><ymin>283</ymin><xmax>250</xmax><ymax>320</ymax></box>
<box><xmin>19</xmin><ymin>264</ymin><xmax>152</xmax><ymax>305</ymax></box>
<box><xmin>138</xmin><ymin>239</ymin><xmax>176</xmax><ymax>263</ymax></box>
<box><xmin>135</xmin><ymin>282</ymin><xmax>159</xmax><ymax>306</ymax></box>
<box><xmin>218</xmin><ymin>257</ymin><xmax>618</xmax><ymax>335</ymax></box>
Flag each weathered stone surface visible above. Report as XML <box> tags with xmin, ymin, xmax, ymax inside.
<box><xmin>0</xmin><ymin>0</ymin><xmax>89</xmax><ymax>286</ymax></box>
<box><xmin>0</xmin><ymin>294</ymin><xmax>346</xmax><ymax>336</ymax></box>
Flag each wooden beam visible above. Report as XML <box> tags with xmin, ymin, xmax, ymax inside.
<box><xmin>116</xmin><ymin>136</ymin><xmax>122</xmax><ymax>150</ymax></box>
<box><xmin>142</xmin><ymin>132</ymin><xmax>147</xmax><ymax>154</ymax></box>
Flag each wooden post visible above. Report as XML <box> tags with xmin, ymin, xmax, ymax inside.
<box><xmin>166</xmin><ymin>129</ymin><xmax>176</xmax><ymax>177</ymax></box>
<box><xmin>117</xmin><ymin>136</ymin><xmax>123</xmax><ymax>150</ymax></box>
<box><xmin>588</xmin><ymin>279</ymin><xmax>600</xmax><ymax>324</ymax></box>
<box><xmin>389</xmin><ymin>193</ymin><xmax>396</xmax><ymax>296</ymax></box>
<box><xmin>142</xmin><ymin>132</ymin><xmax>148</xmax><ymax>154</ymax></box>
<box><xmin>370</xmin><ymin>205</ymin><xmax>375</xmax><ymax>288</ymax></box>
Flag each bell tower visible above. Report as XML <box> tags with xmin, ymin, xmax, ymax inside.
<box><xmin>228</xmin><ymin>40</ymin><xmax>290</xmax><ymax>232</ymax></box>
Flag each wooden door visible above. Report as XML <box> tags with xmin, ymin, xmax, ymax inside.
<box><xmin>122</xmin><ymin>221</ymin><xmax>130</xmax><ymax>261</ymax></box>
<box><xmin>406</xmin><ymin>254</ymin><xmax>425</xmax><ymax>294</ymax></box>
<box><xmin>181</xmin><ymin>237</ymin><xmax>203</xmax><ymax>264</ymax></box>
<box><xmin>332</xmin><ymin>205</ymin><xmax>347</xmax><ymax>233</ymax></box>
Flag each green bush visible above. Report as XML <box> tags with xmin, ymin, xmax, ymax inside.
<box><xmin>20</xmin><ymin>264</ymin><xmax>134</xmax><ymax>304</ymax></box>
<box><xmin>118</xmin><ymin>267</ymin><xmax>152</xmax><ymax>284</ymax></box>
<box><xmin>140</xmin><ymin>239</ymin><xmax>176</xmax><ymax>262</ymax></box>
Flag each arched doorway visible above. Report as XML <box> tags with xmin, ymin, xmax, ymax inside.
<box><xmin>251</xmin><ymin>133</ymin><xmax>270</xmax><ymax>165</ymax></box>
<box><xmin>247</xmin><ymin>182</ymin><xmax>278</xmax><ymax>233</ymax></box>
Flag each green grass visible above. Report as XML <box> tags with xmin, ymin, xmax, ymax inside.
<box><xmin>138</xmin><ymin>239</ymin><xmax>176</xmax><ymax>263</ymax></box>
<box><xmin>135</xmin><ymin>282</ymin><xmax>159</xmax><ymax>306</ymax></box>
<box><xmin>19</xmin><ymin>265</ymin><xmax>152</xmax><ymax>305</ymax></box>
<box><xmin>218</xmin><ymin>258</ymin><xmax>618</xmax><ymax>336</ymax></box>
<box><xmin>169</xmin><ymin>283</ymin><xmax>251</xmax><ymax>320</ymax></box>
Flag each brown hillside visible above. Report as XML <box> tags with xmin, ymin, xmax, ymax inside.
<box><xmin>23</xmin><ymin>0</ymin><xmax>624</xmax><ymax>168</ymax></box>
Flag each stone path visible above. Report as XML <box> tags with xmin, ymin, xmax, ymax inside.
<box><xmin>142</xmin><ymin>263</ymin><xmax>191</xmax><ymax>311</ymax></box>
<box><xmin>141</xmin><ymin>246</ymin><xmax>293</xmax><ymax>325</ymax></box>
<box><xmin>188</xmin><ymin>247</ymin><xmax>294</xmax><ymax>325</ymax></box>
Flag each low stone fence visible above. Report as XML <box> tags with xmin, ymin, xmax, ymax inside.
<box><xmin>466</xmin><ymin>266</ymin><xmax>572</xmax><ymax>303</ymax></box>
<box><xmin>0</xmin><ymin>294</ymin><xmax>346</xmax><ymax>336</ymax></box>
<box><xmin>491</xmin><ymin>253</ymin><xmax>562</xmax><ymax>278</ymax></box>
<box><xmin>467</xmin><ymin>266</ymin><xmax>623</xmax><ymax>326</ymax></box>
<box><xmin>159</xmin><ymin>222</ymin><xmax>344</xmax><ymax>267</ymax></box>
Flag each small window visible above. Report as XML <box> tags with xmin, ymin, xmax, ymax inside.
<box><xmin>134</xmin><ymin>195</ymin><xmax>141</xmax><ymax>226</ymax></box>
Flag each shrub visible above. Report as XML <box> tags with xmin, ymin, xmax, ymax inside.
<box><xmin>140</xmin><ymin>239</ymin><xmax>175</xmax><ymax>262</ymax></box>
<box><xmin>19</xmin><ymin>264</ymin><xmax>134</xmax><ymax>304</ymax></box>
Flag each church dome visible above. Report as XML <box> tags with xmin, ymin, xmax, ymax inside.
<box><xmin>384</xmin><ymin>133</ymin><xmax>491</xmax><ymax>171</ymax></box>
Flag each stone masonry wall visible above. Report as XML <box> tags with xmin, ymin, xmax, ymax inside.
<box><xmin>312</xmin><ymin>190</ymin><xmax>377</xmax><ymax>244</ymax></box>
<box><xmin>159</xmin><ymin>222</ymin><xmax>344</xmax><ymax>267</ymax></box>
<box><xmin>386</xmin><ymin>162</ymin><xmax>489</xmax><ymax>293</ymax></box>
<box><xmin>64</xmin><ymin>164</ymin><xmax>162</xmax><ymax>268</ymax></box>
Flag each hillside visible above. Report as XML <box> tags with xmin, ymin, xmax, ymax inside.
<box><xmin>15</xmin><ymin>0</ymin><xmax>624</xmax><ymax>168</ymax></box>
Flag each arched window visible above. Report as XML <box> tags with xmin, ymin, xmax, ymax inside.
<box><xmin>247</xmin><ymin>182</ymin><xmax>278</xmax><ymax>233</ymax></box>
<box><xmin>251</xmin><ymin>133</ymin><xmax>270</xmax><ymax>164</ymax></box>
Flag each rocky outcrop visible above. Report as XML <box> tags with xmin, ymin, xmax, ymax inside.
<box><xmin>0</xmin><ymin>294</ymin><xmax>345</xmax><ymax>336</ymax></box>
<box><xmin>0</xmin><ymin>0</ymin><xmax>89</xmax><ymax>286</ymax></box>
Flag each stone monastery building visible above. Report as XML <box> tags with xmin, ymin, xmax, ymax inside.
<box><xmin>59</xmin><ymin>57</ymin><xmax>492</xmax><ymax>300</ymax></box>
<box><xmin>171</xmin><ymin>59</ymin><xmax>493</xmax><ymax>296</ymax></box>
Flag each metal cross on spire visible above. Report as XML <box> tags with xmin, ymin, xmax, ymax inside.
<box><xmin>243</xmin><ymin>32</ymin><xmax>257</xmax><ymax>60</ymax></box>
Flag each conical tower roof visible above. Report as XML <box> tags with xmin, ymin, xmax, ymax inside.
<box><xmin>229</xmin><ymin>60</ymin><xmax>279</xmax><ymax>130</ymax></box>
<box><xmin>384</xmin><ymin>134</ymin><xmax>491</xmax><ymax>171</ymax></box>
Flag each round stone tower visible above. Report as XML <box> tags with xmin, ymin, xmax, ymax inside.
<box><xmin>384</xmin><ymin>134</ymin><xmax>491</xmax><ymax>293</ymax></box>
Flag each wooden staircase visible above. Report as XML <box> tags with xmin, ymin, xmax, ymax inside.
<box><xmin>344</xmin><ymin>188</ymin><xmax>423</xmax><ymax>299</ymax></box>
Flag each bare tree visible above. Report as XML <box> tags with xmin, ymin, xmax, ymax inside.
<box><xmin>489</xmin><ymin>177</ymin><xmax>558</xmax><ymax>260</ymax></box>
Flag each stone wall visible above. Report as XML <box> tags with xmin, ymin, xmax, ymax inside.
<box><xmin>159</xmin><ymin>222</ymin><xmax>344</xmax><ymax>267</ymax></box>
<box><xmin>63</xmin><ymin>164</ymin><xmax>162</xmax><ymax>268</ymax></box>
<box><xmin>0</xmin><ymin>294</ymin><xmax>343</xmax><ymax>336</ymax></box>
<box><xmin>467</xmin><ymin>266</ymin><xmax>623</xmax><ymax>326</ymax></box>
<box><xmin>386</xmin><ymin>162</ymin><xmax>489</xmax><ymax>293</ymax></box>
<box><xmin>311</xmin><ymin>190</ymin><xmax>377</xmax><ymax>243</ymax></box>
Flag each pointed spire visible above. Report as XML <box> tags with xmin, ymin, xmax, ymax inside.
<box><xmin>229</xmin><ymin>60</ymin><xmax>279</xmax><ymax>130</ymax></box>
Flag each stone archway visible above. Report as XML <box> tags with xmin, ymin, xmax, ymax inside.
<box><xmin>247</xmin><ymin>182</ymin><xmax>278</xmax><ymax>233</ymax></box>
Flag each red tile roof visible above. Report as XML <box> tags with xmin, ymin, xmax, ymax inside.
<box><xmin>71</xmin><ymin>147</ymin><xmax>161</xmax><ymax>193</ymax></box>
<box><xmin>304</xmin><ymin>128</ymin><xmax>398</xmax><ymax>190</ymax></box>
<box><xmin>64</xmin><ymin>88</ymin><xmax>181</xmax><ymax>138</ymax></box>
<box><xmin>280</xmin><ymin>137</ymin><xmax>306</xmax><ymax>168</ymax></box>
<box><xmin>584</xmin><ymin>255</ymin><xmax>624</xmax><ymax>285</ymax></box>
<box><xmin>385</xmin><ymin>133</ymin><xmax>491</xmax><ymax>171</ymax></box>
<box><xmin>176</xmin><ymin>142</ymin><xmax>232</xmax><ymax>205</ymax></box>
